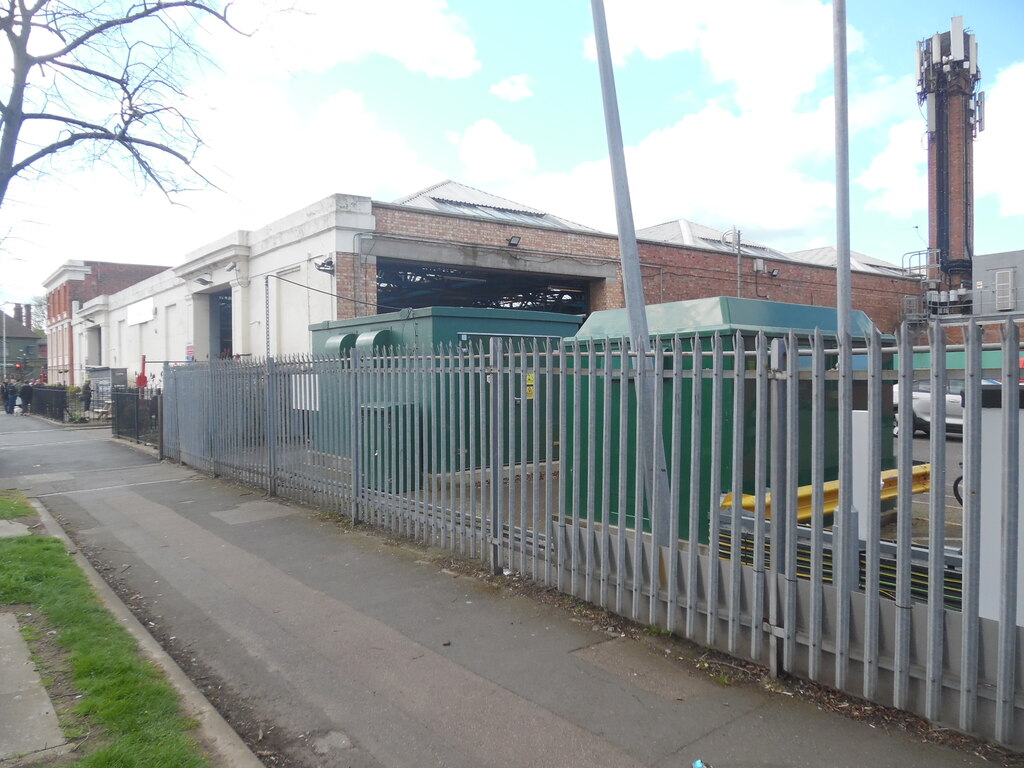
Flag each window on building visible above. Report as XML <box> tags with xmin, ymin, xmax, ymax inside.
<box><xmin>995</xmin><ymin>268</ymin><xmax>1016</xmax><ymax>311</ymax></box>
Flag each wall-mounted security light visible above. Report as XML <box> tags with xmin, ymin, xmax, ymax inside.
<box><xmin>314</xmin><ymin>257</ymin><xmax>335</xmax><ymax>275</ymax></box>
<box><xmin>506</xmin><ymin>235</ymin><xmax>521</xmax><ymax>247</ymax></box>
<box><xmin>194</xmin><ymin>276</ymin><xmax>213</xmax><ymax>286</ymax></box>
<box><xmin>769</xmin><ymin>268</ymin><xmax>780</xmax><ymax>278</ymax></box>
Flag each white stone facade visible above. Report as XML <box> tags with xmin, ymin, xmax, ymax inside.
<box><xmin>59</xmin><ymin>194</ymin><xmax>376</xmax><ymax>385</ymax></box>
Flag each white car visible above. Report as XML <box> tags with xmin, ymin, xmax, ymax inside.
<box><xmin>893</xmin><ymin>378</ymin><xmax>1004</xmax><ymax>436</ymax></box>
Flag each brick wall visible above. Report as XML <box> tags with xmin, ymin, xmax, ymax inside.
<box><xmin>87</xmin><ymin>262</ymin><xmax>166</xmax><ymax>301</ymax></box>
<box><xmin>927</xmin><ymin>71</ymin><xmax>976</xmax><ymax>289</ymax></box>
<box><xmin>637</xmin><ymin>243</ymin><xmax>915</xmax><ymax>332</ymax></box>
<box><xmin>358</xmin><ymin>204</ymin><xmax>917</xmax><ymax>332</ymax></box>
<box><xmin>45</xmin><ymin>260</ymin><xmax>166</xmax><ymax>384</ymax></box>
<box><xmin>374</xmin><ymin>205</ymin><xmax>622</xmax><ymax>259</ymax></box>
<box><xmin>335</xmin><ymin>251</ymin><xmax>378</xmax><ymax>320</ymax></box>
<box><xmin>46</xmin><ymin>261</ymin><xmax>165</xmax><ymax>324</ymax></box>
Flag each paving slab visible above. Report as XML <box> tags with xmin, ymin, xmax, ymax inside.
<box><xmin>0</xmin><ymin>613</ymin><xmax>68</xmax><ymax>763</ymax></box>
<box><xmin>0</xmin><ymin>416</ymin><xmax>1005</xmax><ymax>767</ymax></box>
<box><xmin>0</xmin><ymin>521</ymin><xmax>29</xmax><ymax>539</ymax></box>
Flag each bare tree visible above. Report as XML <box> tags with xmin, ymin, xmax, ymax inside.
<box><xmin>0</xmin><ymin>1</ymin><xmax>238</xmax><ymax>209</ymax></box>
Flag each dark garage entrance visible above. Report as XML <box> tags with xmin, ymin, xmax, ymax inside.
<box><xmin>376</xmin><ymin>259</ymin><xmax>589</xmax><ymax>316</ymax></box>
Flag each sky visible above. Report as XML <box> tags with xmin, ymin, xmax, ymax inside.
<box><xmin>1</xmin><ymin>0</ymin><xmax>1022</xmax><ymax>305</ymax></box>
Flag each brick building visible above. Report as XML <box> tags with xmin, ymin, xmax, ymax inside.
<box><xmin>335</xmin><ymin>181</ymin><xmax>916</xmax><ymax>333</ymax></box>
<box><xmin>42</xmin><ymin>261</ymin><xmax>166</xmax><ymax>384</ymax></box>
<box><xmin>1</xmin><ymin>303</ymin><xmax>44</xmax><ymax>381</ymax></box>
<box><xmin>43</xmin><ymin>181</ymin><xmax>918</xmax><ymax>380</ymax></box>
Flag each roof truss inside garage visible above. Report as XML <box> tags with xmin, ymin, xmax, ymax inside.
<box><xmin>376</xmin><ymin>258</ymin><xmax>589</xmax><ymax>316</ymax></box>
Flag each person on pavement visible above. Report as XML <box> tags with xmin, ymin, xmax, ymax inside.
<box><xmin>18</xmin><ymin>380</ymin><xmax>32</xmax><ymax>413</ymax></box>
<box><xmin>4</xmin><ymin>379</ymin><xmax>16</xmax><ymax>414</ymax></box>
<box><xmin>81</xmin><ymin>380</ymin><xmax>92</xmax><ymax>412</ymax></box>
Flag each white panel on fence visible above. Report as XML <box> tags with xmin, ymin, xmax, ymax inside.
<box><xmin>290</xmin><ymin>373</ymin><xmax>320</xmax><ymax>411</ymax></box>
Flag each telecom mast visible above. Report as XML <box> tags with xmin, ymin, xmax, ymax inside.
<box><xmin>917</xmin><ymin>16</ymin><xmax>984</xmax><ymax>291</ymax></box>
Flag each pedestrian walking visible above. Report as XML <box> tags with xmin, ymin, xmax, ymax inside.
<box><xmin>3</xmin><ymin>380</ymin><xmax>16</xmax><ymax>414</ymax></box>
<box><xmin>81</xmin><ymin>380</ymin><xmax>92</xmax><ymax>412</ymax></box>
<box><xmin>18</xmin><ymin>380</ymin><xmax>32</xmax><ymax>414</ymax></box>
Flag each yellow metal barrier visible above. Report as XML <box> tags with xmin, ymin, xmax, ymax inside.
<box><xmin>721</xmin><ymin>464</ymin><xmax>931</xmax><ymax>524</ymax></box>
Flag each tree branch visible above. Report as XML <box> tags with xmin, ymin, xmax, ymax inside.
<box><xmin>11</xmin><ymin>126</ymin><xmax>193</xmax><ymax>177</ymax></box>
<box><xmin>46</xmin><ymin>57</ymin><xmax>125</xmax><ymax>87</ymax></box>
<box><xmin>0</xmin><ymin>0</ymin><xmax>238</xmax><ymax>208</ymax></box>
<box><xmin>35</xmin><ymin>1</ymin><xmax>239</xmax><ymax>64</ymax></box>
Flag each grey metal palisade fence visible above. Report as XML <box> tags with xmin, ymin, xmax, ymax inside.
<box><xmin>162</xmin><ymin>319</ymin><xmax>1024</xmax><ymax>748</ymax></box>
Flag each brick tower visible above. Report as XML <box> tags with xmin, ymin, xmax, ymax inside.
<box><xmin>917</xmin><ymin>17</ymin><xmax>983</xmax><ymax>291</ymax></box>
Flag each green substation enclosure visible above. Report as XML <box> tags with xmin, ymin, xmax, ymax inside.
<box><xmin>308</xmin><ymin>307</ymin><xmax>584</xmax><ymax>492</ymax></box>
<box><xmin>562</xmin><ymin>297</ymin><xmax>896</xmax><ymax>545</ymax></box>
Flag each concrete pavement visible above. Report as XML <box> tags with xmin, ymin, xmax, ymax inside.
<box><xmin>0</xmin><ymin>414</ymin><xmax>1002</xmax><ymax>767</ymax></box>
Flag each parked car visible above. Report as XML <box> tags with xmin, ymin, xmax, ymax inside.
<box><xmin>893</xmin><ymin>377</ymin><xmax>1001</xmax><ymax>436</ymax></box>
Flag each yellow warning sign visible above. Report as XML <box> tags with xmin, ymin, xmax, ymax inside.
<box><xmin>526</xmin><ymin>373</ymin><xmax>535</xmax><ymax>400</ymax></box>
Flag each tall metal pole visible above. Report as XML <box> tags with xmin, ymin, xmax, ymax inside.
<box><xmin>737</xmin><ymin>229</ymin><xmax>743</xmax><ymax>297</ymax></box>
<box><xmin>834</xmin><ymin>2</ymin><xmax>852</xmax><ymax>334</ymax></box>
<box><xmin>264</xmin><ymin>274</ymin><xmax>271</xmax><ymax>358</ymax></box>
<box><xmin>723</xmin><ymin>228</ymin><xmax>742</xmax><ymax>297</ymax></box>
<box><xmin>591</xmin><ymin>0</ymin><xmax>672</xmax><ymax>550</ymax></box>
<box><xmin>590</xmin><ymin>0</ymin><xmax>650</xmax><ymax>344</ymax></box>
<box><xmin>833</xmin><ymin>0</ymin><xmax>855</xmax><ymax>690</ymax></box>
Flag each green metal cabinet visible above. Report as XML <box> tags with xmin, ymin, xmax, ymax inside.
<box><xmin>309</xmin><ymin>307</ymin><xmax>584</xmax><ymax>489</ymax></box>
<box><xmin>563</xmin><ymin>297</ymin><xmax>895</xmax><ymax>544</ymax></box>
<box><xmin>310</xmin><ymin>307</ymin><xmax>583</xmax><ymax>356</ymax></box>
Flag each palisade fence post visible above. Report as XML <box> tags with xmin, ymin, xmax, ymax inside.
<box><xmin>160</xmin><ymin>364</ymin><xmax>171</xmax><ymax>460</ymax></box>
<box><xmin>351</xmin><ymin>346</ymin><xmax>363</xmax><ymax>523</ymax></box>
<box><xmin>266</xmin><ymin>356</ymin><xmax>279</xmax><ymax>496</ymax></box>
<box><xmin>768</xmin><ymin>336</ymin><xmax>788</xmax><ymax>677</ymax></box>
<box><xmin>208</xmin><ymin>359</ymin><xmax>218</xmax><ymax>477</ymax></box>
<box><xmin>489</xmin><ymin>336</ymin><xmax>503</xmax><ymax>575</ymax></box>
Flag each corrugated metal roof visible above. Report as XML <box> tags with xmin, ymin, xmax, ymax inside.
<box><xmin>637</xmin><ymin>219</ymin><xmax>787</xmax><ymax>259</ymax></box>
<box><xmin>391</xmin><ymin>180</ymin><xmax>598</xmax><ymax>232</ymax></box>
<box><xmin>786</xmin><ymin>246</ymin><xmax>907</xmax><ymax>276</ymax></box>
<box><xmin>638</xmin><ymin>218</ymin><xmax>909</xmax><ymax>276</ymax></box>
<box><xmin>395</xmin><ymin>180</ymin><xmax>542</xmax><ymax>214</ymax></box>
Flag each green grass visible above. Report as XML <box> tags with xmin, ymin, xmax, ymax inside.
<box><xmin>0</xmin><ymin>489</ymin><xmax>30</xmax><ymax>519</ymax></box>
<box><xmin>0</xmin><ymin>494</ymin><xmax>210</xmax><ymax>767</ymax></box>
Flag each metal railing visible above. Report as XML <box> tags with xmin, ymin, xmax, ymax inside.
<box><xmin>31</xmin><ymin>385</ymin><xmax>93</xmax><ymax>422</ymax></box>
<box><xmin>110</xmin><ymin>387</ymin><xmax>162</xmax><ymax>446</ymax></box>
<box><xmin>161</xmin><ymin>319</ymin><xmax>1024</xmax><ymax>748</ymax></box>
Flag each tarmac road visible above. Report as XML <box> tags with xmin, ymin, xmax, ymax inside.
<box><xmin>0</xmin><ymin>415</ymin><xmax>994</xmax><ymax>768</ymax></box>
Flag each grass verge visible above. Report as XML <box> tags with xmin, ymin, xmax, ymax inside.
<box><xmin>0</xmin><ymin>488</ymin><xmax>30</xmax><ymax>519</ymax></box>
<box><xmin>0</xmin><ymin>490</ymin><xmax>210</xmax><ymax>767</ymax></box>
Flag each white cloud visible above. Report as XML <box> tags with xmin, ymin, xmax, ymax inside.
<box><xmin>695</xmin><ymin>0</ymin><xmax>845</xmax><ymax>112</ymax></box>
<box><xmin>499</xmin><ymin>97</ymin><xmax>837</xmax><ymax>246</ymax></box>
<box><xmin>583</xmin><ymin>0</ymin><xmax>698</xmax><ymax>65</ymax></box>
<box><xmin>857</xmin><ymin>119</ymin><xmax>927</xmax><ymax>219</ymax></box>
<box><xmin>584</xmin><ymin>0</ymin><xmax>862</xmax><ymax>112</ymax></box>
<box><xmin>858</xmin><ymin>61</ymin><xmax>1024</xmax><ymax>225</ymax></box>
<box><xmin>849</xmin><ymin>76</ymin><xmax>918</xmax><ymax>132</ymax></box>
<box><xmin>209</xmin><ymin>0</ymin><xmax>480</xmax><ymax>79</ymax></box>
<box><xmin>453</xmin><ymin>119</ymin><xmax>537</xmax><ymax>186</ymax></box>
<box><xmin>490</xmin><ymin>75</ymin><xmax>533</xmax><ymax>102</ymax></box>
<box><xmin>975</xmin><ymin>62</ymin><xmax>1024</xmax><ymax>217</ymax></box>
<box><xmin>2</xmin><ymin>81</ymin><xmax>442</xmax><ymax>300</ymax></box>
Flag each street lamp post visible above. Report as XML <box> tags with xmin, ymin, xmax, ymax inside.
<box><xmin>1</xmin><ymin>302</ymin><xmax>11</xmax><ymax>381</ymax></box>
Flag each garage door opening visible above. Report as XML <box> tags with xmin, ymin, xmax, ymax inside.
<box><xmin>210</xmin><ymin>289</ymin><xmax>233</xmax><ymax>358</ymax></box>
<box><xmin>376</xmin><ymin>259</ymin><xmax>589</xmax><ymax>316</ymax></box>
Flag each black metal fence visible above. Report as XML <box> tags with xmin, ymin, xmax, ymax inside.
<box><xmin>111</xmin><ymin>387</ymin><xmax>162</xmax><ymax>447</ymax></box>
<box><xmin>30</xmin><ymin>385</ymin><xmax>91</xmax><ymax>422</ymax></box>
